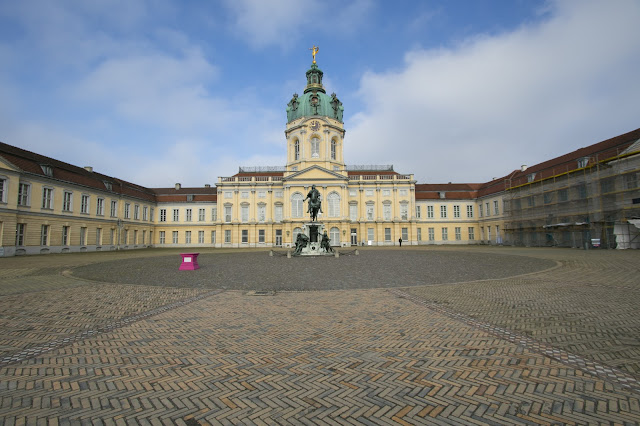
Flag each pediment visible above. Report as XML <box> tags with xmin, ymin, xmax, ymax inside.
<box><xmin>285</xmin><ymin>165</ymin><xmax>347</xmax><ymax>182</ymax></box>
<box><xmin>0</xmin><ymin>154</ymin><xmax>23</xmax><ymax>173</ymax></box>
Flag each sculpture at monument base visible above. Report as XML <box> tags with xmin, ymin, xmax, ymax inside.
<box><xmin>292</xmin><ymin>222</ymin><xmax>335</xmax><ymax>256</ymax></box>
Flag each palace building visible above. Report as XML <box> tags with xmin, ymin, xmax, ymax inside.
<box><xmin>1</xmin><ymin>59</ymin><xmax>639</xmax><ymax>256</ymax></box>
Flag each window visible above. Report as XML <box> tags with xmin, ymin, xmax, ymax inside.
<box><xmin>479</xmin><ymin>204</ymin><xmax>483</xmax><ymax>217</ymax></box>
<box><xmin>211</xmin><ymin>231</ymin><xmax>216</xmax><ymax>244</ymax></box>
<box><xmin>576</xmin><ymin>184</ymin><xmax>587</xmax><ymax>199</ymax></box>
<box><xmin>428</xmin><ymin>228</ymin><xmax>435</xmax><ymax>241</ymax></box>
<box><xmin>294</xmin><ymin>140</ymin><xmax>300</xmax><ymax>160</ymax></box>
<box><xmin>328</xmin><ymin>192</ymin><xmax>340</xmax><ymax>217</ymax></box>
<box><xmin>160</xmin><ymin>209</ymin><xmax>167</xmax><ymax>222</ymax></box>
<box><xmin>331</xmin><ymin>140</ymin><xmax>336</xmax><ymax>160</ymax></box>
<box><xmin>527</xmin><ymin>173</ymin><xmax>536</xmax><ymax>183</ymax></box>
<box><xmin>241</xmin><ymin>191</ymin><xmax>249</xmax><ymax>199</ymax></box>
<box><xmin>258</xmin><ymin>204</ymin><xmax>266</xmax><ymax>222</ymax></box>
<box><xmin>485</xmin><ymin>202</ymin><xmax>490</xmax><ymax>216</ymax></box>
<box><xmin>97</xmin><ymin>198</ymin><xmax>104</xmax><ymax>216</ymax></box>
<box><xmin>224</xmin><ymin>191</ymin><xmax>232</xmax><ymax>199</ymax></box>
<box><xmin>134</xmin><ymin>205</ymin><xmax>140</xmax><ymax>220</ymax></box>
<box><xmin>487</xmin><ymin>227</ymin><xmax>491</xmax><ymax>241</ymax></box>
<box><xmin>62</xmin><ymin>226</ymin><xmax>70</xmax><ymax>245</ymax></box>
<box><xmin>104</xmin><ymin>181</ymin><xmax>112</xmax><ymax>191</ymax></box>
<box><xmin>185</xmin><ymin>231</ymin><xmax>191</xmax><ymax>244</ymax></box>
<box><xmin>382</xmin><ymin>189</ymin><xmax>391</xmax><ymax>196</ymax></box>
<box><xmin>427</xmin><ymin>206</ymin><xmax>434</xmax><ymax>218</ymax></box>
<box><xmin>624</xmin><ymin>173</ymin><xmax>638</xmax><ymax>189</ymax></box>
<box><xmin>172</xmin><ymin>231</ymin><xmax>179</xmax><ymax>244</ymax></box>
<box><xmin>143</xmin><ymin>206</ymin><xmax>148</xmax><ymax>221</ymax></box>
<box><xmin>197</xmin><ymin>208</ymin><xmax>205</xmax><ymax>222</ymax></box>
<box><xmin>399</xmin><ymin>189</ymin><xmax>408</xmax><ymax>196</ymax></box>
<box><xmin>293</xmin><ymin>227</ymin><xmax>302</xmax><ymax>242</ymax></box>
<box><xmin>466</xmin><ymin>205</ymin><xmax>473</xmax><ymax>218</ymax></box>
<box><xmin>110</xmin><ymin>229</ymin><xmax>115</xmax><ymax>245</ymax></box>
<box><xmin>275</xmin><ymin>204</ymin><xmax>283</xmax><ymax>222</ymax></box>
<box><xmin>330</xmin><ymin>227</ymin><xmax>340</xmax><ymax>245</ymax></box>
<box><xmin>558</xmin><ymin>188</ymin><xmax>568</xmax><ymax>202</ymax></box>
<box><xmin>291</xmin><ymin>193</ymin><xmax>303</xmax><ymax>218</ymax></box>
<box><xmin>132</xmin><ymin>230</ymin><xmax>137</xmax><ymax>245</ymax></box>
<box><xmin>225</xmin><ymin>205</ymin><xmax>232</xmax><ymax>223</ymax></box>
<box><xmin>601</xmin><ymin>177</ymin><xmax>615</xmax><ymax>194</ymax></box>
<box><xmin>577</xmin><ymin>157</ymin><xmax>589</xmax><ymax>168</ymax></box>
<box><xmin>80</xmin><ymin>195</ymin><xmax>90</xmax><ymax>214</ymax></box>
<box><xmin>18</xmin><ymin>183</ymin><xmax>30</xmax><ymax>206</ymax></box>
<box><xmin>416</xmin><ymin>206</ymin><xmax>421</xmax><ymax>219</ymax></box>
<box><xmin>440</xmin><ymin>205</ymin><xmax>447</xmax><ymax>219</ymax></box>
<box><xmin>0</xmin><ymin>177</ymin><xmax>6</xmax><ymax>203</ymax></box>
<box><xmin>365</xmin><ymin>189</ymin><xmax>374</xmax><ymax>197</ymax></box>
<box><xmin>544</xmin><ymin>192</ymin><xmax>553</xmax><ymax>204</ymax></box>
<box><xmin>493</xmin><ymin>200</ymin><xmax>499</xmax><ymax>215</ymax></box>
<box><xmin>468</xmin><ymin>227</ymin><xmax>475</xmax><ymax>240</ymax></box>
<box><xmin>241</xmin><ymin>204</ymin><xmax>249</xmax><ymax>222</ymax></box>
<box><xmin>197</xmin><ymin>231</ymin><xmax>204</xmax><ymax>244</ymax></box>
<box><xmin>417</xmin><ymin>228</ymin><xmax>422</xmax><ymax>241</ymax></box>
<box><xmin>187</xmin><ymin>195</ymin><xmax>194</xmax><ymax>202</ymax></box>
<box><xmin>173</xmin><ymin>209</ymin><xmax>179</xmax><ymax>222</ymax></box>
<box><xmin>384</xmin><ymin>228</ymin><xmax>391</xmax><ymax>241</ymax></box>
<box><xmin>40</xmin><ymin>164</ymin><xmax>53</xmax><ymax>176</ymax></box>
<box><xmin>258</xmin><ymin>191</ymin><xmax>266</xmax><ymax>198</ymax></box>
<box><xmin>366</xmin><ymin>203</ymin><xmax>374</xmax><ymax>220</ymax></box>
<box><xmin>455</xmin><ymin>227</ymin><xmax>461</xmax><ymax>241</ymax></box>
<box><xmin>80</xmin><ymin>227</ymin><xmax>87</xmax><ymax>246</ymax></box>
<box><xmin>349</xmin><ymin>189</ymin><xmax>357</xmax><ymax>197</ymax></box>
<box><xmin>142</xmin><ymin>230</ymin><xmax>146</xmax><ymax>244</ymax></box>
<box><xmin>442</xmin><ymin>228</ymin><xmax>448</xmax><ymax>241</ymax></box>
<box><xmin>41</xmin><ymin>225</ymin><xmax>49</xmax><ymax>246</ymax></box>
<box><xmin>311</xmin><ymin>136</ymin><xmax>320</xmax><ymax>158</ymax></box>
<box><xmin>212</xmin><ymin>207</ymin><xmax>218</xmax><ymax>221</ymax></box>
<box><xmin>453</xmin><ymin>205</ymin><xmax>460</xmax><ymax>218</ymax></box>
<box><xmin>160</xmin><ymin>231</ymin><xmax>166</xmax><ymax>244</ymax></box>
<box><xmin>259</xmin><ymin>229</ymin><xmax>265</xmax><ymax>243</ymax></box>
<box><xmin>367</xmin><ymin>228</ymin><xmax>374</xmax><ymax>242</ymax></box>
<box><xmin>111</xmin><ymin>201</ymin><xmax>118</xmax><ymax>217</ymax></box>
<box><xmin>383</xmin><ymin>203</ymin><xmax>391</xmax><ymax>221</ymax></box>
<box><xmin>241</xmin><ymin>229</ymin><xmax>248</xmax><ymax>243</ymax></box>
<box><xmin>400</xmin><ymin>203</ymin><xmax>408</xmax><ymax>220</ymax></box>
<box><xmin>96</xmin><ymin>228</ymin><xmax>102</xmax><ymax>246</ymax></box>
<box><xmin>225</xmin><ymin>230</ymin><xmax>231</xmax><ymax>243</ymax></box>
<box><xmin>186</xmin><ymin>208</ymin><xmax>192</xmax><ymax>222</ymax></box>
<box><xmin>123</xmin><ymin>230</ymin><xmax>128</xmax><ymax>245</ymax></box>
<box><xmin>16</xmin><ymin>224</ymin><xmax>26</xmax><ymax>246</ymax></box>
<box><xmin>124</xmin><ymin>203</ymin><xmax>131</xmax><ymax>219</ymax></box>
<box><xmin>63</xmin><ymin>191</ymin><xmax>73</xmax><ymax>211</ymax></box>
<box><xmin>275</xmin><ymin>190</ymin><xmax>283</xmax><ymax>198</ymax></box>
<box><xmin>42</xmin><ymin>187</ymin><xmax>53</xmax><ymax>209</ymax></box>
<box><xmin>527</xmin><ymin>196</ymin><xmax>535</xmax><ymax>207</ymax></box>
<box><xmin>349</xmin><ymin>204</ymin><xmax>357</xmax><ymax>221</ymax></box>
<box><xmin>401</xmin><ymin>228</ymin><xmax>408</xmax><ymax>241</ymax></box>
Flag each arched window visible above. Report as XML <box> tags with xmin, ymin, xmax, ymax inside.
<box><xmin>330</xmin><ymin>227</ymin><xmax>340</xmax><ymax>246</ymax></box>
<box><xmin>293</xmin><ymin>227</ymin><xmax>302</xmax><ymax>242</ymax></box>
<box><xmin>311</xmin><ymin>136</ymin><xmax>320</xmax><ymax>158</ymax></box>
<box><xmin>294</xmin><ymin>139</ymin><xmax>300</xmax><ymax>160</ymax></box>
<box><xmin>328</xmin><ymin>192</ymin><xmax>340</xmax><ymax>218</ymax></box>
<box><xmin>331</xmin><ymin>139</ymin><xmax>337</xmax><ymax>160</ymax></box>
<box><xmin>291</xmin><ymin>192</ymin><xmax>303</xmax><ymax>218</ymax></box>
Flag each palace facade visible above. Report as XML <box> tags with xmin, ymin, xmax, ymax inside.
<box><xmin>1</xmin><ymin>60</ymin><xmax>639</xmax><ymax>256</ymax></box>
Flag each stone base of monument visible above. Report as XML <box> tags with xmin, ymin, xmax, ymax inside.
<box><xmin>294</xmin><ymin>222</ymin><xmax>335</xmax><ymax>256</ymax></box>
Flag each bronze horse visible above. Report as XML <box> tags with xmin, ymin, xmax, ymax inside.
<box><xmin>305</xmin><ymin>185</ymin><xmax>322</xmax><ymax>222</ymax></box>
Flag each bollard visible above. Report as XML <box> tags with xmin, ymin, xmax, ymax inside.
<box><xmin>269</xmin><ymin>250</ymin><xmax>273</xmax><ymax>257</ymax></box>
<box><xmin>334</xmin><ymin>251</ymin><xmax>339</xmax><ymax>258</ymax></box>
<box><xmin>355</xmin><ymin>249</ymin><xmax>359</xmax><ymax>256</ymax></box>
<box><xmin>287</xmin><ymin>251</ymin><xmax>291</xmax><ymax>258</ymax></box>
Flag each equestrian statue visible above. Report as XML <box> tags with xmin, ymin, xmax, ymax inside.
<box><xmin>304</xmin><ymin>185</ymin><xmax>323</xmax><ymax>222</ymax></box>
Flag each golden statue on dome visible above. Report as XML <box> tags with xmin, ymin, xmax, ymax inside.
<box><xmin>309</xmin><ymin>45</ymin><xmax>319</xmax><ymax>63</ymax></box>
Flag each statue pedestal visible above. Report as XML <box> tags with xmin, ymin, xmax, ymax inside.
<box><xmin>295</xmin><ymin>223</ymin><xmax>334</xmax><ymax>256</ymax></box>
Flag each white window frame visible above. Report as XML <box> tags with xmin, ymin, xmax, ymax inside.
<box><xmin>42</xmin><ymin>187</ymin><xmax>54</xmax><ymax>210</ymax></box>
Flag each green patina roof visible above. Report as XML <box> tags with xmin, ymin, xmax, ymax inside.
<box><xmin>286</xmin><ymin>63</ymin><xmax>344</xmax><ymax>123</ymax></box>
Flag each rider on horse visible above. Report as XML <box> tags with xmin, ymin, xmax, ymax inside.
<box><xmin>304</xmin><ymin>185</ymin><xmax>323</xmax><ymax>221</ymax></box>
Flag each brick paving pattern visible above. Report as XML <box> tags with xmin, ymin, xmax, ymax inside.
<box><xmin>0</xmin><ymin>246</ymin><xmax>639</xmax><ymax>424</ymax></box>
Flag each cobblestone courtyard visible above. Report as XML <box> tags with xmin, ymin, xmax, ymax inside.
<box><xmin>0</xmin><ymin>246</ymin><xmax>639</xmax><ymax>424</ymax></box>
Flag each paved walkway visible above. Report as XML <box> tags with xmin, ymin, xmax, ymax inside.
<box><xmin>0</xmin><ymin>247</ymin><xmax>639</xmax><ymax>424</ymax></box>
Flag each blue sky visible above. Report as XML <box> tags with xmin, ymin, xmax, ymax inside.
<box><xmin>1</xmin><ymin>0</ymin><xmax>639</xmax><ymax>187</ymax></box>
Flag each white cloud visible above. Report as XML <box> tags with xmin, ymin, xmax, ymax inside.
<box><xmin>346</xmin><ymin>0</ymin><xmax>640</xmax><ymax>183</ymax></box>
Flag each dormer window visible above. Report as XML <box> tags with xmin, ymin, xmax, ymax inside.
<box><xmin>439</xmin><ymin>191</ymin><xmax>446</xmax><ymax>199</ymax></box>
<box><xmin>40</xmin><ymin>164</ymin><xmax>53</xmax><ymax>177</ymax></box>
<box><xmin>104</xmin><ymin>181</ymin><xmax>112</xmax><ymax>191</ymax></box>
<box><xmin>527</xmin><ymin>173</ymin><xmax>536</xmax><ymax>183</ymax></box>
<box><xmin>187</xmin><ymin>195</ymin><xmax>194</xmax><ymax>202</ymax></box>
<box><xmin>577</xmin><ymin>157</ymin><xmax>589</xmax><ymax>168</ymax></box>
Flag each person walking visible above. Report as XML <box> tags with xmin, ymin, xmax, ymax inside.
<box><xmin>398</xmin><ymin>238</ymin><xmax>402</xmax><ymax>247</ymax></box>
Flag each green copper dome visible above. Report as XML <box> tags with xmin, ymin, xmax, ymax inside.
<box><xmin>286</xmin><ymin>63</ymin><xmax>344</xmax><ymax>123</ymax></box>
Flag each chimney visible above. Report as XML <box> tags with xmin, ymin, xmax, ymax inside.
<box><xmin>204</xmin><ymin>184</ymin><xmax>211</xmax><ymax>188</ymax></box>
<box><xmin>84</xmin><ymin>166</ymin><xmax>93</xmax><ymax>172</ymax></box>
<box><xmin>521</xmin><ymin>165</ymin><xmax>528</xmax><ymax>172</ymax></box>
<box><xmin>175</xmin><ymin>183</ymin><xmax>181</xmax><ymax>190</ymax></box>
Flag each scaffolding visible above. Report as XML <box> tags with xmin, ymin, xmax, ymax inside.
<box><xmin>504</xmin><ymin>148</ymin><xmax>640</xmax><ymax>249</ymax></box>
